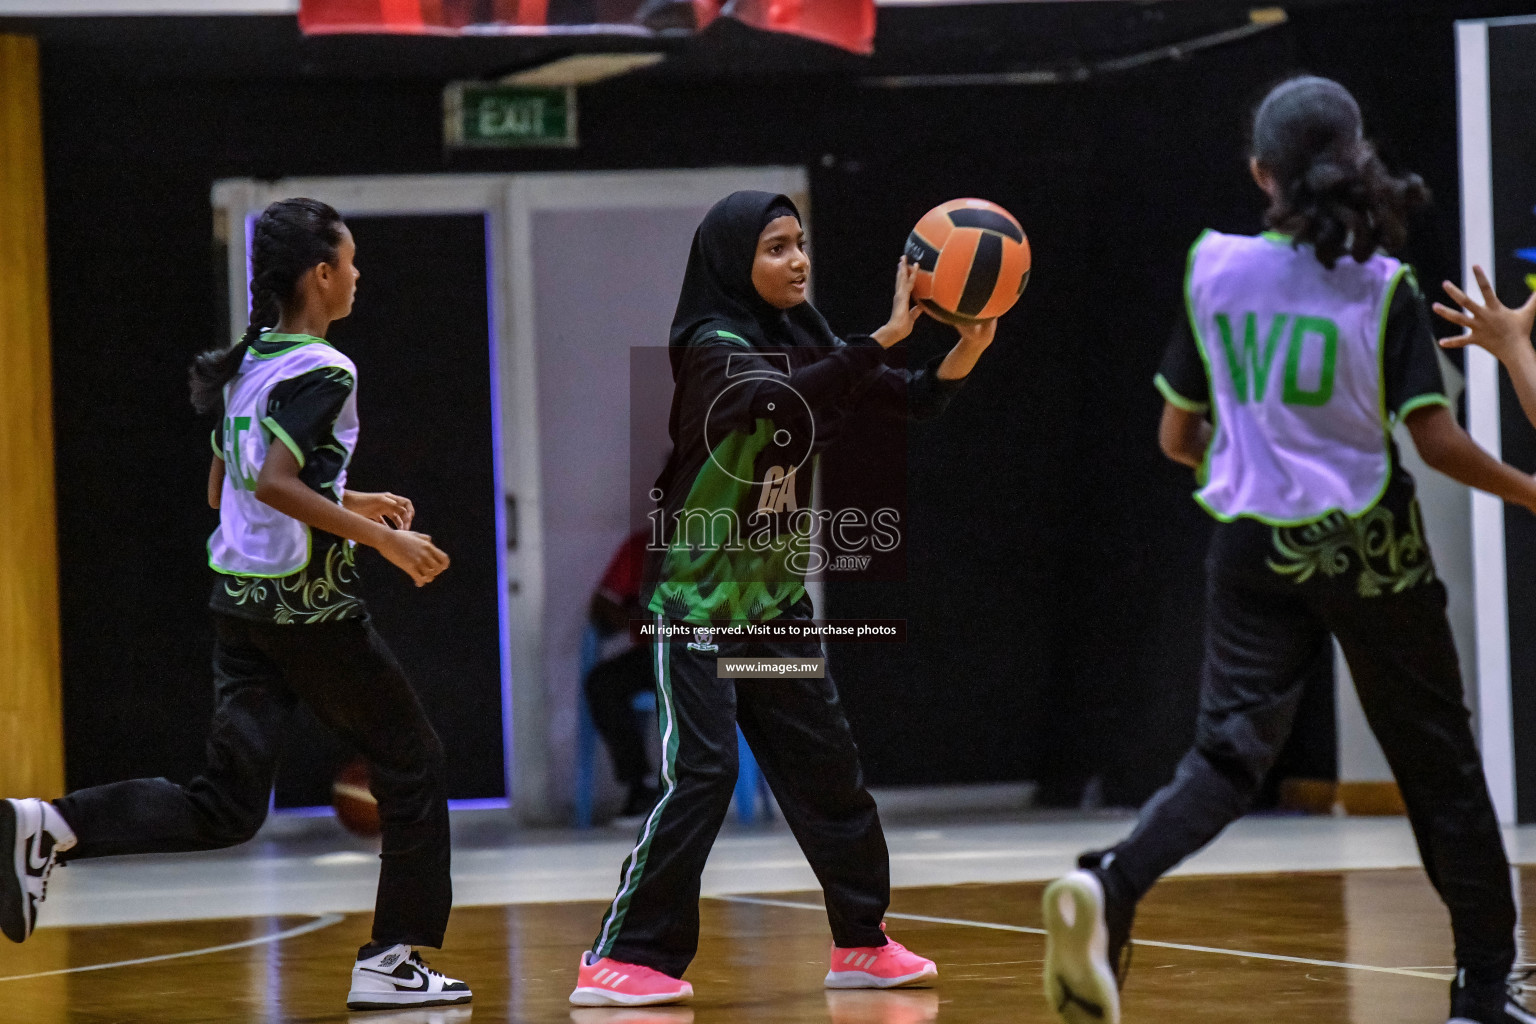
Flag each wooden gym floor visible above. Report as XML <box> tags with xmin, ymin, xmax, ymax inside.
<box><xmin>1</xmin><ymin>867</ymin><xmax>1518</xmax><ymax>1024</ymax></box>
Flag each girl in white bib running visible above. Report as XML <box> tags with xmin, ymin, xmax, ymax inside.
<box><xmin>1042</xmin><ymin>77</ymin><xmax>1536</xmax><ymax>1024</ymax></box>
<box><xmin>0</xmin><ymin>199</ymin><xmax>472</xmax><ymax>1013</ymax></box>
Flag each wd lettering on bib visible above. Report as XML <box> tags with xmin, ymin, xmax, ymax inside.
<box><xmin>1214</xmin><ymin>312</ymin><xmax>1339</xmax><ymax>407</ymax></box>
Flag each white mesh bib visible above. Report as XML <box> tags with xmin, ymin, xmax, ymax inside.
<box><xmin>207</xmin><ymin>339</ymin><xmax>358</xmax><ymax>577</ymax></box>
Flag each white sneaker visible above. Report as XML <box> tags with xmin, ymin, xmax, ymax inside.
<box><xmin>1042</xmin><ymin>870</ymin><xmax>1123</xmax><ymax>1024</ymax></box>
<box><xmin>347</xmin><ymin>944</ymin><xmax>473</xmax><ymax>1011</ymax></box>
<box><xmin>1</xmin><ymin>798</ymin><xmax>77</xmax><ymax>943</ymax></box>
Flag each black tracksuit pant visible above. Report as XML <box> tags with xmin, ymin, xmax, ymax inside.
<box><xmin>1106</xmin><ymin>514</ymin><xmax>1516</xmax><ymax>980</ymax></box>
<box><xmin>54</xmin><ymin>613</ymin><xmax>452</xmax><ymax>948</ymax></box>
<box><xmin>591</xmin><ymin>599</ymin><xmax>890</xmax><ymax>977</ymax></box>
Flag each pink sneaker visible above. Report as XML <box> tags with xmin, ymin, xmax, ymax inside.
<box><xmin>825</xmin><ymin>935</ymin><xmax>938</xmax><ymax>989</ymax></box>
<box><xmin>569</xmin><ymin>951</ymin><xmax>694</xmax><ymax>1006</ymax></box>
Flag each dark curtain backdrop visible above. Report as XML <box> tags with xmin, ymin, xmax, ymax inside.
<box><xmin>1487</xmin><ymin>22</ymin><xmax>1536</xmax><ymax>820</ymax></box>
<box><xmin>15</xmin><ymin>0</ymin><xmax>1528</xmax><ymax>805</ymax></box>
<box><xmin>270</xmin><ymin>213</ymin><xmax>506</xmax><ymax>806</ymax></box>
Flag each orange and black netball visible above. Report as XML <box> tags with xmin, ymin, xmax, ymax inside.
<box><xmin>904</xmin><ymin>198</ymin><xmax>1031</xmax><ymax>325</ymax></box>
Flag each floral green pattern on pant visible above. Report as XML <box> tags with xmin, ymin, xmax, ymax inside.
<box><xmin>1266</xmin><ymin>499</ymin><xmax>1435</xmax><ymax>598</ymax></box>
<box><xmin>216</xmin><ymin>540</ymin><xmax>365</xmax><ymax>624</ymax></box>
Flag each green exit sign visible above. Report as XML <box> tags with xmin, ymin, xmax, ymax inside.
<box><xmin>445</xmin><ymin>84</ymin><xmax>577</xmax><ymax>149</ymax></box>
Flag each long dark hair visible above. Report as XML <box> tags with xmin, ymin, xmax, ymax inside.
<box><xmin>1251</xmin><ymin>76</ymin><xmax>1429</xmax><ymax>270</ymax></box>
<box><xmin>189</xmin><ymin>198</ymin><xmax>346</xmax><ymax>415</ymax></box>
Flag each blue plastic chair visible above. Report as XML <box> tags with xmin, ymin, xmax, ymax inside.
<box><xmin>575</xmin><ymin>623</ymin><xmax>770</xmax><ymax>828</ymax></box>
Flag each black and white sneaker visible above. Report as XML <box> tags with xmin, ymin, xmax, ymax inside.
<box><xmin>348</xmin><ymin>945</ymin><xmax>473</xmax><ymax>1011</ymax></box>
<box><xmin>1</xmin><ymin>798</ymin><xmax>77</xmax><ymax>943</ymax></box>
<box><xmin>1041</xmin><ymin>852</ymin><xmax>1135</xmax><ymax>1024</ymax></box>
<box><xmin>1450</xmin><ymin>967</ymin><xmax>1536</xmax><ymax>1023</ymax></box>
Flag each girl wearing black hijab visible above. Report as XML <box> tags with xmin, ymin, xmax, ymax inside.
<box><xmin>571</xmin><ymin>191</ymin><xmax>998</xmax><ymax>1007</ymax></box>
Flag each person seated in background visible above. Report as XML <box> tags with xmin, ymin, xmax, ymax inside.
<box><xmin>585</xmin><ymin>527</ymin><xmax>661</xmax><ymax>824</ymax></box>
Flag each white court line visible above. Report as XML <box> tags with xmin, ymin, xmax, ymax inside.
<box><xmin>0</xmin><ymin>913</ymin><xmax>345</xmax><ymax>983</ymax></box>
<box><xmin>713</xmin><ymin>895</ymin><xmax>1453</xmax><ymax>982</ymax></box>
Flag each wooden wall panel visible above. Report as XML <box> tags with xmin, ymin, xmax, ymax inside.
<box><xmin>0</xmin><ymin>34</ymin><xmax>64</xmax><ymax>799</ymax></box>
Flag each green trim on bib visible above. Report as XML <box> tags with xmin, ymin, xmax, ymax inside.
<box><xmin>1154</xmin><ymin>372</ymin><xmax>1210</xmax><ymax>414</ymax></box>
<box><xmin>206</xmin><ymin>527</ymin><xmax>313</xmax><ymax>579</ymax></box>
<box><xmin>1345</xmin><ymin>264</ymin><xmax>1405</xmax><ymax>514</ymax></box>
<box><xmin>261</xmin><ymin>416</ymin><xmax>307</xmax><ymax>469</ymax></box>
<box><xmin>1183</xmin><ymin>230</ymin><xmax>1218</xmax><ymax>490</ymax></box>
<box><xmin>1395</xmin><ymin>392</ymin><xmax>1453</xmax><ymax>421</ymax></box>
<box><xmin>211</xmin><ymin>538</ymin><xmax>364</xmax><ymax>624</ymax></box>
<box><xmin>250</xmin><ymin>333</ymin><xmax>333</xmax><ymax>359</ymax></box>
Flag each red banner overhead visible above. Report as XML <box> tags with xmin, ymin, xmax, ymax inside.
<box><xmin>298</xmin><ymin>0</ymin><xmax>876</xmax><ymax>54</ymax></box>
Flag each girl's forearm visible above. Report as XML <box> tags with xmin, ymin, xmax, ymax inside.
<box><xmin>1435</xmin><ymin>441</ymin><xmax>1536</xmax><ymax>507</ymax></box>
<box><xmin>255</xmin><ymin>473</ymin><xmax>392</xmax><ymax>549</ymax></box>
<box><xmin>1501</xmin><ymin>345</ymin><xmax>1536</xmax><ymax>433</ymax></box>
<box><xmin>937</xmin><ymin>339</ymin><xmax>986</xmax><ymax>380</ymax></box>
<box><xmin>1411</xmin><ymin>408</ymin><xmax>1536</xmax><ymax>509</ymax></box>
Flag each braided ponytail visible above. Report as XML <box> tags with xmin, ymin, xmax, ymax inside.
<box><xmin>1252</xmin><ymin>76</ymin><xmax>1429</xmax><ymax>270</ymax></box>
<box><xmin>189</xmin><ymin>198</ymin><xmax>345</xmax><ymax>415</ymax></box>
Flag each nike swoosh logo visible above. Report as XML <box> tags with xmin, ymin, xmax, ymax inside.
<box><xmin>1055</xmin><ymin>979</ymin><xmax>1105</xmax><ymax>1019</ymax></box>
<box><xmin>27</xmin><ymin>833</ymin><xmax>48</xmax><ymax>874</ymax></box>
<box><xmin>362</xmin><ymin>966</ymin><xmax>428</xmax><ymax>991</ymax></box>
